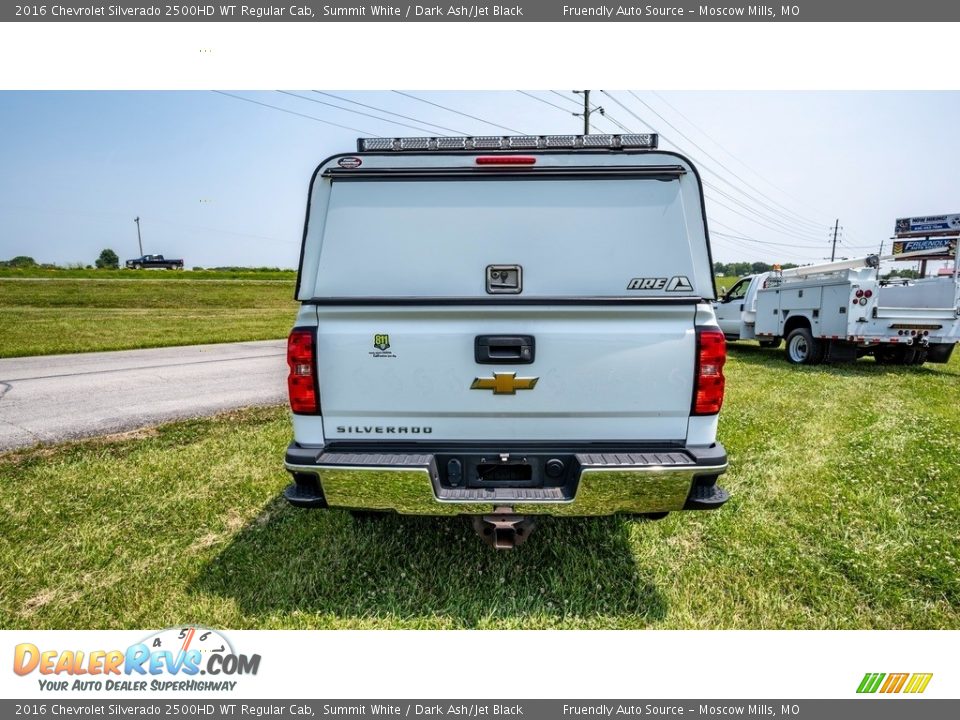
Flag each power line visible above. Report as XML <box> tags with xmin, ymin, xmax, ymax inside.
<box><xmin>603</xmin><ymin>90</ymin><xmax>837</xmax><ymax>241</ymax></box>
<box><xmin>554</xmin><ymin>90</ymin><xmax>634</xmax><ymax>135</ymax></box>
<box><xmin>650</xmin><ymin>91</ymin><xmax>835</xmax><ymax>223</ymax></box>
<box><xmin>710</xmin><ymin>231</ymin><xmax>812</xmax><ymax>261</ymax></box>
<box><xmin>600</xmin><ymin>112</ymin><xmax>634</xmax><ymax>134</ymax></box>
<box><xmin>391</xmin><ymin>91</ymin><xmax>525</xmax><ymax>134</ymax></box>
<box><xmin>312</xmin><ymin>91</ymin><xmax>468</xmax><ymax>135</ymax></box>
<box><xmin>517</xmin><ymin>90</ymin><xmax>576</xmax><ymax>114</ymax></box>
<box><xmin>277</xmin><ymin>91</ymin><xmax>441</xmax><ymax>135</ymax></box>
<box><xmin>711</xmin><ymin>232</ymin><xmax>802</xmax><ymax>259</ymax></box>
<box><xmin>212</xmin><ymin>91</ymin><xmax>379</xmax><ymax>136</ymax></box>
<box><xmin>549</xmin><ymin>90</ymin><xmax>582</xmax><ymax>108</ymax></box>
<box><xmin>705</xmin><ymin>193</ymin><xmax>829</xmax><ymax>247</ymax></box>
<box><xmin>624</xmin><ymin>90</ymin><xmax>828</xmax><ymax>231</ymax></box>
<box><xmin>603</xmin><ymin>90</ymin><xmax>830</xmax><ymax>233</ymax></box>
<box><xmin>712</xmin><ymin>228</ymin><xmax>819</xmax><ymax>251</ymax></box>
<box><xmin>703</xmin><ymin>180</ymin><xmax>830</xmax><ymax>242</ymax></box>
<box><xmin>517</xmin><ymin>90</ymin><xmax>629</xmax><ymax>136</ymax></box>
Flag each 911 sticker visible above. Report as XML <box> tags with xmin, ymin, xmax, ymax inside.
<box><xmin>627</xmin><ymin>275</ymin><xmax>694</xmax><ymax>292</ymax></box>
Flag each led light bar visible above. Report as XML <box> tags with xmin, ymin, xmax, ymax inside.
<box><xmin>356</xmin><ymin>133</ymin><xmax>658</xmax><ymax>152</ymax></box>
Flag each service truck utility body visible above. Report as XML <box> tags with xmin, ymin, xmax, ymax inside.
<box><xmin>715</xmin><ymin>252</ymin><xmax>960</xmax><ymax>365</ymax></box>
<box><xmin>283</xmin><ymin>134</ymin><xmax>729</xmax><ymax>547</ymax></box>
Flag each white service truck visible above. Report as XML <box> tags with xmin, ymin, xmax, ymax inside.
<box><xmin>282</xmin><ymin>133</ymin><xmax>730</xmax><ymax>548</ymax></box>
<box><xmin>714</xmin><ymin>251</ymin><xmax>960</xmax><ymax>365</ymax></box>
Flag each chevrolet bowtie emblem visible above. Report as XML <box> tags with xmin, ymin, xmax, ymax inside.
<box><xmin>470</xmin><ymin>372</ymin><xmax>539</xmax><ymax>395</ymax></box>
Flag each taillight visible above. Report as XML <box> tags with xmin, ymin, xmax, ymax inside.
<box><xmin>287</xmin><ymin>328</ymin><xmax>318</xmax><ymax>414</ymax></box>
<box><xmin>693</xmin><ymin>328</ymin><xmax>726</xmax><ymax>416</ymax></box>
<box><xmin>864</xmin><ymin>289</ymin><xmax>873</xmax><ymax>298</ymax></box>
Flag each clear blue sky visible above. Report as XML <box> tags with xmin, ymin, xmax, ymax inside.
<box><xmin>1</xmin><ymin>90</ymin><xmax>957</xmax><ymax>268</ymax></box>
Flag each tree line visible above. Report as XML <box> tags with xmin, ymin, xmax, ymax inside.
<box><xmin>713</xmin><ymin>261</ymin><xmax>800</xmax><ymax>276</ymax></box>
<box><xmin>0</xmin><ymin>250</ymin><xmax>119</xmax><ymax>269</ymax></box>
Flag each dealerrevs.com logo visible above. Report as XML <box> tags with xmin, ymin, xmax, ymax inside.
<box><xmin>13</xmin><ymin>626</ymin><xmax>261</xmax><ymax>693</ymax></box>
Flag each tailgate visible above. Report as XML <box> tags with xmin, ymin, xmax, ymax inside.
<box><xmin>315</xmin><ymin>304</ymin><xmax>697</xmax><ymax>442</ymax></box>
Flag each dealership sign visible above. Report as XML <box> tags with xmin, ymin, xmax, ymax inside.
<box><xmin>892</xmin><ymin>237</ymin><xmax>958</xmax><ymax>258</ymax></box>
<box><xmin>894</xmin><ymin>213</ymin><xmax>960</xmax><ymax>238</ymax></box>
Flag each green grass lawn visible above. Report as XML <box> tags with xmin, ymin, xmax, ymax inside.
<box><xmin>0</xmin><ymin>277</ymin><xmax>297</xmax><ymax>357</ymax></box>
<box><xmin>1</xmin><ymin>346</ymin><xmax>957</xmax><ymax>630</ymax></box>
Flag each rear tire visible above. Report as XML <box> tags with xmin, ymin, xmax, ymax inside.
<box><xmin>897</xmin><ymin>346</ymin><xmax>928</xmax><ymax>366</ymax></box>
<box><xmin>874</xmin><ymin>346</ymin><xmax>902</xmax><ymax>365</ymax></box>
<box><xmin>785</xmin><ymin>328</ymin><xmax>823</xmax><ymax>365</ymax></box>
<box><xmin>133</xmin><ymin>264</ymin><xmax>142</xmax><ymax>270</ymax></box>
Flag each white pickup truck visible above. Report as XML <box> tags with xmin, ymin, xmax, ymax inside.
<box><xmin>282</xmin><ymin>134</ymin><xmax>730</xmax><ymax>548</ymax></box>
<box><xmin>714</xmin><ymin>252</ymin><xmax>960</xmax><ymax>365</ymax></box>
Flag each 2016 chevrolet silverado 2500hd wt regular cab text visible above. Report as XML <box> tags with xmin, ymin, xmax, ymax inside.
<box><xmin>282</xmin><ymin>134</ymin><xmax>729</xmax><ymax>548</ymax></box>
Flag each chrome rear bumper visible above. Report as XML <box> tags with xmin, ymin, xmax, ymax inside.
<box><xmin>284</xmin><ymin>445</ymin><xmax>728</xmax><ymax>516</ymax></box>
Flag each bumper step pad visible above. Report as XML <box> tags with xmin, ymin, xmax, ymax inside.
<box><xmin>684</xmin><ymin>482</ymin><xmax>730</xmax><ymax>510</ymax></box>
<box><xmin>283</xmin><ymin>477</ymin><xmax>328</xmax><ymax>509</ymax></box>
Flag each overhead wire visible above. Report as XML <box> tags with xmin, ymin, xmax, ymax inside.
<box><xmin>705</xmin><ymin>194</ymin><xmax>829</xmax><ymax>247</ymax></box>
<box><xmin>312</xmin><ymin>91</ymin><xmax>468</xmax><ymax>135</ymax></box>
<box><xmin>650</xmin><ymin>90</ymin><xmax>835</xmax><ymax>223</ymax></box>
<box><xmin>276</xmin><ymin>91</ymin><xmax>442</xmax><ymax>135</ymax></box>
<box><xmin>391</xmin><ymin>91</ymin><xmax>526</xmax><ymax>134</ymax></box>
<box><xmin>212</xmin><ymin>91</ymin><xmax>379</xmax><ymax>136</ymax></box>
<box><xmin>624</xmin><ymin>90</ymin><xmax>830</xmax><ymax>231</ymax></box>
<box><xmin>703</xmin><ymin>181</ymin><xmax>832</xmax><ymax>243</ymax></box>
<box><xmin>603</xmin><ymin>90</ymin><xmax>832</xmax><ymax>234</ymax></box>
<box><xmin>551</xmin><ymin>90</ymin><xmax>636</xmax><ymax>135</ymax></box>
<box><xmin>218</xmin><ymin>88</ymin><xmax>829</xmax><ymax>262</ymax></box>
<box><xmin>517</xmin><ymin>90</ymin><xmax>577</xmax><ymax>115</ymax></box>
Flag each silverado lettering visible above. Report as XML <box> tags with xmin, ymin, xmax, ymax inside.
<box><xmin>336</xmin><ymin>426</ymin><xmax>433</xmax><ymax>434</ymax></box>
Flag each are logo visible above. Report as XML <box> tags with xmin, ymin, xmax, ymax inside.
<box><xmin>626</xmin><ymin>275</ymin><xmax>694</xmax><ymax>292</ymax></box>
<box><xmin>857</xmin><ymin>672</ymin><xmax>932</xmax><ymax>694</ymax></box>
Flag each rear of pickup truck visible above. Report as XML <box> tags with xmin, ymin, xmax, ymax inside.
<box><xmin>283</xmin><ymin>135</ymin><xmax>729</xmax><ymax>547</ymax></box>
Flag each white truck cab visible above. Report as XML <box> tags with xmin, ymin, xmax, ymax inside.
<box><xmin>714</xmin><ymin>273</ymin><xmax>771</xmax><ymax>343</ymax></box>
<box><xmin>283</xmin><ymin>134</ymin><xmax>730</xmax><ymax>548</ymax></box>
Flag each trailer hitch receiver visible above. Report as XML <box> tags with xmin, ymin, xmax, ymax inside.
<box><xmin>472</xmin><ymin>509</ymin><xmax>536</xmax><ymax>550</ymax></box>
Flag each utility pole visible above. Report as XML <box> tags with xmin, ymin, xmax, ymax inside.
<box><xmin>830</xmin><ymin>218</ymin><xmax>839</xmax><ymax>262</ymax></box>
<box><xmin>573</xmin><ymin>90</ymin><xmax>603</xmax><ymax>134</ymax></box>
<box><xmin>134</xmin><ymin>216</ymin><xmax>143</xmax><ymax>256</ymax></box>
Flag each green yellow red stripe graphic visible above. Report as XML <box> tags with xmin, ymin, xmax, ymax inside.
<box><xmin>857</xmin><ymin>672</ymin><xmax>933</xmax><ymax>694</ymax></box>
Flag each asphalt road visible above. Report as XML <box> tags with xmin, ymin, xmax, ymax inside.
<box><xmin>0</xmin><ymin>340</ymin><xmax>287</xmax><ymax>451</ymax></box>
